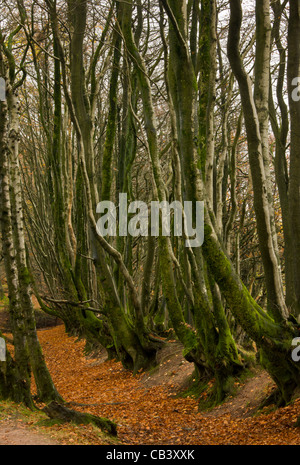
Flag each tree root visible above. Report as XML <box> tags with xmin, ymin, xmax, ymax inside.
<box><xmin>43</xmin><ymin>401</ymin><xmax>117</xmax><ymax>436</ymax></box>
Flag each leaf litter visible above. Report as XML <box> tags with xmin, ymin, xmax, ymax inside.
<box><xmin>27</xmin><ymin>324</ymin><xmax>300</xmax><ymax>445</ymax></box>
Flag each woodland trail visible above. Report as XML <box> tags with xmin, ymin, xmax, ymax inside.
<box><xmin>0</xmin><ymin>420</ymin><xmax>59</xmax><ymax>445</ymax></box>
<box><xmin>2</xmin><ymin>324</ymin><xmax>300</xmax><ymax>445</ymax></box>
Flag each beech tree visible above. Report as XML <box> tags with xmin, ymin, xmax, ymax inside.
<box><xmin>0</xmin><ymin>22</ymin><xmax>62</xmax><ymax>404</ymax></box>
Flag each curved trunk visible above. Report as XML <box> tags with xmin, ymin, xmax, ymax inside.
<box><xmin>202</xmin><ymin>220</ymin><xmax>300</xmax><ymax>404</ymax></box>
<box><xmin>227</xmin><ymin>0</ymin><xmax>287</xmax><ymax>322</ymax></box>
<box><xmin>163</xmin><ymin>0</ymin><xmax>243</xmax><ymax>399</ymax></box>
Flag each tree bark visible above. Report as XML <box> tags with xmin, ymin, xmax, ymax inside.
<box><xmin>228</xmin><ymin>0</ymin><xmax>287</xmax><ymax>322</ymax></box>
<box><xmin>287</xmin><ymin>0</ymin><xmax>300</xmax><ymax>315</ymax></box>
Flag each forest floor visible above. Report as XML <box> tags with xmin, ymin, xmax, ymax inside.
<box><xmin>1</xmin><ymin>306</ymin><xmax>300</xmax><ymax>445</ymax></box>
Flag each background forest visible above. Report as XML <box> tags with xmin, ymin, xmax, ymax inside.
<box><xmin>1</xmin><ymin>0</ymin><xmax>300</xmax><ymax>426</ymax></box>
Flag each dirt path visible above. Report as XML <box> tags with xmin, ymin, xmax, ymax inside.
<box><xmin>205</xmin><ymin>370</ymin><xmax>276</xmax><ymax>419</ymax></box>
<box><xmin>0</xmin><ymin>420</ymin><xmax>59</xmax><ymax>445</ymax></box>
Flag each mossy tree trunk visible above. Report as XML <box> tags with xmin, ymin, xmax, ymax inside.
<box><xmin>160</xmin><ymin>0</ymin><xmax>243</xmax><ymax>401</ymax></box>
<box><xmin>46</xmin><ymin>0</ymin><xmax>163</xmax><ymax>373</ymax></box>
<box><xmin>202</xmin><ymin>221</ymin><xmax>300</xmax><ymax>405</ymax></box>
<box><xmin>120</xmin><ymin>0</ymin><xmax>244</xmax><ymax>403</ymax></box>
<box><xmin>120</xmin><ymin>0</ymin><xmax>207</xmax><ymax>370</ymax></box>
<box><xmin>0</xmin><ymin>330</ymin><xmax>33</xmax><ymax>407</ymax></box>
<box><xmin>0</xmin><ymin>35</ymin><xmax>62</xmax><ymax>404</ymax></box>
<box><xmin>0</xmin><ymin>69</ymin><xmax>33</xmax><ymax>407</ymax></box>
<box><xmin>287</xmin><ymin>0</ymin><xmax>300</xmax><ymax>316</ymax></box>
<box><xmin>228</xmin><ymin>0</ymin><xmax>287</xmax><ymax>323</ymax></box>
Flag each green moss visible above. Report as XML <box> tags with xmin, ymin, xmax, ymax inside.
<box><xmin>36</xmin><ymin>418</ymin><xmax>65</xmax><ymax>427</ymax></box>
<box><xmin>178</xmin><ymin>371</ymin><xmax>209</xmax><ymax>400</ymax></box>
<box><xmin>0</xmin><ymin>294</ymin><xmax>9</xmax><ymax>306</ymax></box>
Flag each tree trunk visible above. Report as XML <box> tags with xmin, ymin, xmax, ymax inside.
<box><xmin>202</xmin><ymin>220</ymin><xmax>300</xmax><ymax>405</ymax></box>
<box><xmin>0</xmin><ymin>73</ymin><xmax>33</xmax><ymax>408</ymax></box>
<box><xmin>228</xmin><ymin>0</ymin><xmax>287</xmax><ymax>322</ymax></box>
<box><xmin>287</xmin><ymin>0</ymin><xmax>300</xmax><ymax>316</ymax></box>
<box><xmin>43</xmin><ymin>401</ymin><xmax>117</xmax><ymax>436</ymax></box>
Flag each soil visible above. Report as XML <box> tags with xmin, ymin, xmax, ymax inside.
<box><xmin>205</xmin><ymin>370</ymin><xmax>275</xmax><ymax>419</ymax></box>
<box><xmin>0</xmin><ymin>420</ymin><xmax>60</xmax><ymax>445</ymax></box>
<box><xmin>139</xmin><ymin>339</ymin><xmax>276</xmax><ymax>419</ymax></box>
<box><xmin>140</xmin><ymin>340</ymin><xmax>196</xmax><ymax>391</ymax></box>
